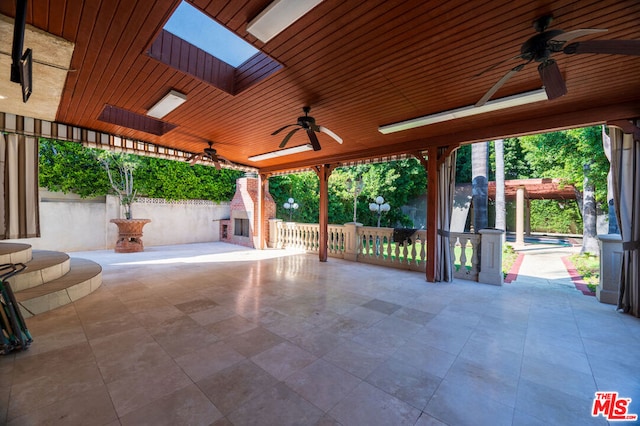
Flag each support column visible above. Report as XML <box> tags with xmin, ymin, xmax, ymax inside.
<box><xmin>515</xmin><ymin>186</ymin><xmax>525</xmax><ymax>247</ymax></box>
<box><xmin>426</xmin><ymin>147</ymin><xmax>438</xmax><ymax>282</ymax></box>
<box><xmin>478</xmin><ymin>229</ymin><xmax>504</xmax><ymax>285</ymax></box>
<box><xmin>597</xmin><ymin>234</ymin><xmax>623</xmax><ymax>304</ymax></box>
<box><xmin>525</xmin><ymin>197</ymin><xmax>531</xmax><ymax>236</ymax></box>
<box><xmin>342</xmin><ymin>222</ymin><xmax>360</xmax><ymax>261</ymax></box>
<box><xmin>314</xmin><ymin>164</ymin><xmax>333</xmax><ymax>262</ymax></box>
<box><xmin>258</xmin><ymin>173</ymin><xmax>270</xmax><ymax>250</ymax></box>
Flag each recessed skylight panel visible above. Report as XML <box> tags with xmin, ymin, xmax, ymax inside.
<box><xmin>164</xmin><ymin>2</ymin><xmax>259</xmax><ymax>67</ymax></box>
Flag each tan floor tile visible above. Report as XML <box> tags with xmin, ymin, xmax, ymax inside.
<box><xmin>8</xmin><ymin>361</ymin><xmax>104</xmax><ymax>420</ymax></box>
<box><xmin>175</xmin><ymin>341</ymin><xmax>245</xmax><ymax>382</ymax></box>
<box><xmin>196</xmin><ymin>360</ymin><xmax>278</xmax><ymax>415</ymax></box>
<box><xmin>119</xmin><ymin>384</ymin><xmax>222</xmax><ymax>426</ymax></box>
<box><xmin>251</xmin><ymin>341</ymin><xmax>317</xmax><ymax>380</ymax></box>
<box><xmin>148</xmin><ymin>315</ymin><xmax>219</xmax><ymax>358</ymax></box>
<box><xmin>174</xmin><ymin>297</ymin><xmax>219</xmax><ymax>314</ymax></box>
<box><xmin>90</xmin><ymin>327</ymin><xmax>174</xmax><ymax>383</ymax></box>
<box><xmin>365</xmin><ymin>358</ymin><xmax>441</xmax><ymax>410</ymax></box>
<box><xmin>223</xmin><ymin>326</ymin><xmax>285</xmax><ymax>357</ymax></box>
<box><xmin>206</xmin><ymin>315</ymin><xmax>257</xmax><ymax>338</ymax></box>
<box><xmin>227</xmin><ymin>382</ymin><xmax>323</xmax><ymax>426</ymax></box>
<box><xmin>329</xmin><ymin>381</ymin><xmax>421</xmax><ymax>426</ymax></box>
<box><xmin>322</xmin><ymin>340</ymin><xmax>389</xmax><ymax>379</ymax></box>
<box><xmin>7</xmin><ymin>385</ymin><xmax>117</xmax><ymax>426</ymax></box>
<box><xmin>284</xmin><ymin>359</ymin><xmax>361</xmax><ymax>412</ymax></box>
<box><xmin>106</xmin><ymin>363</ymin><xmax>192</xmax><ymax>417</ymax></box>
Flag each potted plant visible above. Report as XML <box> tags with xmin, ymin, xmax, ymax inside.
<box><xmin>98</xmin><ymin>151</ymin><xmax>151</xmax><ymax>252</ymax></box>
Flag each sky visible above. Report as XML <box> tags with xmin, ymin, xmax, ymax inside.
<box><xmin>163</xmin><ymin>1</ymin><xmax>259</xmax><ymax>68</ymax></box>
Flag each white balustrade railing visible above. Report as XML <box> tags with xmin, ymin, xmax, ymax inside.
<box><xmin>273</xmin><ymin>221</ymin><xmax>482</xmax><ymax>281</ymax></box>
<box><xmin>356</xmin><ymin>226</ymin><xmax>426</xmax><ymax>272</ymax></box>
<box><xmin>450</xmin><ymin>232</ymin><xmax>480</xmax><ymax>280</ymax></box>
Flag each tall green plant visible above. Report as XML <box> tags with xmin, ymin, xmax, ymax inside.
<box><xmin>38</xmin><ymin>139</ymin><xmax>110</xmax><ymax>197</ymax></box>
<box><xmin>38</xmin><ymin>139</ymin><xmax>242</xmax><ymax>203</ymax></box>
<box><xmin>97</xmin><ymin>151</ymin><xmax>140</xmax><ymax>219</ymax></box>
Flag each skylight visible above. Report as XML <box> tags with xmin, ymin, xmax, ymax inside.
<box><xmin>163</xmin><ymin>2</ymin><xmax>259</xmax><ymax>68</ymax></box>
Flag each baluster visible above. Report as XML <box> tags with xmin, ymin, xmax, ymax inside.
<box><xmin>370</xmin><ymin>232</ymin><xmax>375</xmax><ymax>257</ymax></box>
<box><xmin>450</xmin><ymin>236</ymin><xmax>458</xmax><ymax>272</ymax></box>
<box><xmin>470</xmin><ymin>236</ymin><xmax>479</xmax><ymax>274</ymax></box>
<box><xmin>459</xmin><ymin>237</ymin><xmax>468</xmax><ymax>273</ymax></box>
<box><xmin>410</xmin><ymin>239</ymin><xmax>417</xmax><ymax>266</ymax></box>
<box><xmin>301</xmin><ymin>227</ymin><xmax>308</xmax><ymax>250</ymax></box>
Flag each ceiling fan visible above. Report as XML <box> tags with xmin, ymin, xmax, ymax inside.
<box><xmin>185</xmin><ymin>141</ymin><xmax>230</xmax><ymax>170</ymax></box>
<box><xmin>272</xmin><ymin>106</ymin><xmax>343</xmax><ymax>151</ymax></box>
<box><xmin>476</xmin><ymin>14</ymin><xmax>640</xmax><ymax>107</ymax></box>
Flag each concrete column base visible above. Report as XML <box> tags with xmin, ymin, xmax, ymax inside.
<box><xmin>597</xmin><ymin>234</ymin><xmax>622</xmax><ymax>305</ymax></box>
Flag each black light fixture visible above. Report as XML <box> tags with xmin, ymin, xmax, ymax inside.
<box><xmin>10</xmin><ymin>0</ymin><xmax>27</xmax><ymax>84</ymax></box>
<box><xmin>11</xmin><ymin>0</ymin><xmax>32</xmax><ymax>103</ymax></box>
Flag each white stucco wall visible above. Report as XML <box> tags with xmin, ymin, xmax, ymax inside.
<box><xmin>7</xmin><ymin>190</ymin><xmax>231</xmax><ymax>251</ymax></box>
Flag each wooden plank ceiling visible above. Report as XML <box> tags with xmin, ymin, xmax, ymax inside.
<box><xmin>1</xmin><ymin>0</ymin><xmax>639</xmax><ymax>173</ymax></box>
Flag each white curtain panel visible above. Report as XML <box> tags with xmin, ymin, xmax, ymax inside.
<box><xmin>610</xmin><ymin>121</ymin><xmax>640</xmax><ymax>317</ymax></box>
<box><xmin>0</xmin><ymin>133</ymin><xmax>40</xmax><ymax>239</ymax></box>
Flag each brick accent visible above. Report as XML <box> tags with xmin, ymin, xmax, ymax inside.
<box><xmin>219</xmin><ymin>177</ymin><xmax>276</xmax><ymax>248</ymax></box>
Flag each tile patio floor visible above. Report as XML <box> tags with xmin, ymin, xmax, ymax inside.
<box><xmin>1</xmin><ymin>242</ymin><xmax>639</xmax><ymax>425</ymax></box>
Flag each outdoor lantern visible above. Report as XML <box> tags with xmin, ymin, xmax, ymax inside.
<box><xmin>284</xmin><ymin>197</ymin><xmax>299</xmax><ymax>221</ymax></box>
<box><xmin>369</xmin><ymin>196</ymin><xmax>390</xmax><ymax>227</ymax></box>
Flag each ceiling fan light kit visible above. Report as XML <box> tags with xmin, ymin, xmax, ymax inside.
<box><xmin>186</xmin><ymin>141</ymin><xmax>231</xmax><ymax>170</ymax></box>
<box><xmin>272</xmin><ymin>106</ymin><xmax>343</xmax><ymax>152</ymax></box>
<box><xmin>379</xmin><ymin>89</ymin><xmax>548</xmax><ymax>134</ymax></box>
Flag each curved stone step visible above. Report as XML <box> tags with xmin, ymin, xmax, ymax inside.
<box><xmin>6</xmin><ymin>250</ymin><xmax>71</xmax><ymax>292</ymax></box>
<box><xmin>14</xmin><ymin>258</ymin><xmax>102</xmax><ymax>318</ymax></box>
<box><xmin>0</xmin><ymin>243</ymin><xmax>32</xmax><ymax>264</ymax></box>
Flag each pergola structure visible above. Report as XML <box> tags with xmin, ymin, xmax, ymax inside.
<box><xmin>0</xmin><ymin>0</ymin><xmax>639</xmax><ymax>284</ymax></box>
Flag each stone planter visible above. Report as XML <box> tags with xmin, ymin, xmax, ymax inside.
<box><xmin>110</xmin><ymin>219</ymin><xmax>151</xmax><ymax>253</ymax></box>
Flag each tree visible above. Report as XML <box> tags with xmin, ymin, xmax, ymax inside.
<box><xmin>518</xmin><ymin>126</ymin><xmax>608</xmax><ymax>250</ymax></box>
<box><xmin>471</xmin><ymin>142</ymin><xmax>489</xmax><ymax>232</ymax></box>
<box><xmin>494</xmin><ymin>139</ymin><xmax>506</xmax><ymax>232</ymax></box>
<box><xmin>268</xmin><ymin>159</ymin><xmax>426</xmax><ymax>227</ymax></box>
<box><xmin>582</xmin><ymin>164</ymin><xmax>599</xmax><ymax>254</ymax></box>
<box><xmin>97</xmin><ymin>151</ymin><xmax>140</xmax><ymax>219</ymax></box>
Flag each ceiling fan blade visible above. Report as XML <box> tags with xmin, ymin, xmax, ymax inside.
<box><xmin>475</xmin><ymin>63</ymin><xmax>526</xmax><ymax>107</ymax></box>
<box><xmin>564</xmin><ymin>39</ymin><xmax>640</xmax><ymax>56</ymax></box>
<box><xmin>211</xmin><ymin>155</ymin><xmax>221</xmax><ymax>170</ymax></box>
<box><xmin>551</xmin><ymin>28</ymin><xmax>607</xmax><ymax>43</ymax></box>
<box><xmin>188</xmin><ymin>154</ymin><xmax>201</xmax><ymax>166</ymax></box>
<box><xmin>538</xmin><ymin>60</ymin><xmax>567</xmax><ymax>100</ymax></box>
<box><xmin>306</xmin><ymin>129</ymin><xmax>321</xmax><ymax>151</ymax></box>
<box><xmin>217</xmin><ymin>154</ymin><xmax>232</xmax><ymax>164</ymax></box>
<box><xmin>318</xmin><ymin>126</ymin><xmax>343</xmax><ymax>144</ymax></box>
<box><xmin>186</xmin><ymin>153</ymin><xmax>198</xmax><ymax>162</ymax></box>
<box><xmin>473</xmin><ymin>54</ymin><xmax>524</xmax><ymax>78</ymax></box>
<box><xmin>272</xmin><ymin>124</ymin><xmax>297</xmax><ymax>135</ymax></box>
<box><xmin>279</xmin><ymin>128</ymin><xmax>300</xmax><ymax>148</ymax></box>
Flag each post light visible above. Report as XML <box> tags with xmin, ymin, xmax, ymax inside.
<box><xmin>283</xmin><ymin>197</ymin><xmax>299</xmax><ymax>221</ymax></box>
<box><xmin>369</xmin><ymin>196</ymin><xmax>390</xmax><ymax>227</ymax></box>
<box><xmin>345</xmin><ymin>177</ymin><xmax>364</xmax><ymax>224</ymax></box>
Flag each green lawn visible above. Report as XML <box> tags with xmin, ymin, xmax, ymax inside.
<box><xmin>568</xmin><ymin>253</ymin><xmax>600</xmax><ymax>292</ymax></box>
